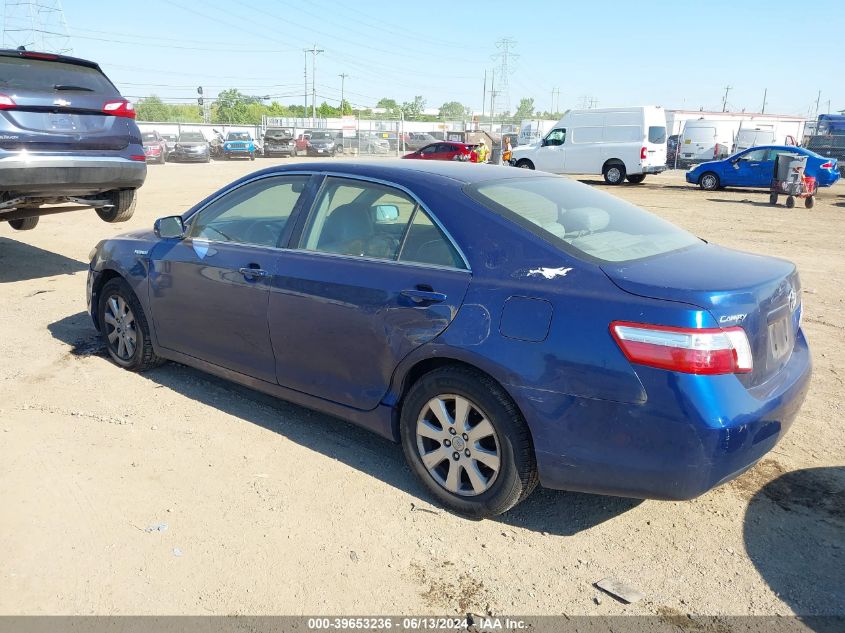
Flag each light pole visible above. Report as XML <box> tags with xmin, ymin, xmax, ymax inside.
<box><xmin>339</xmin><ymin>73</ymin><xmax>348</xmax><ymax>114</ymax></box>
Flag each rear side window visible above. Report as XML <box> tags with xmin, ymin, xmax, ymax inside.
<box><xmin>466</xmin><ymin>176</ymin><xmax>700</xmax><ymax>263</ymax></box>
<box><xmin>0</xmin><ymin>56</ymin><xmax>116</xmax><ymax>93</ymax></box>
<box><xmin>648</xmin><ymin>126</ymin><xmax>667</xmax><ymax>144</ymax></box>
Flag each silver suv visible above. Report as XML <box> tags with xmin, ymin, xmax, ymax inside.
<box><xmin>0</xmin><ymin>48</ymin><xmax>146</xmax><ymax>231</ymax></box>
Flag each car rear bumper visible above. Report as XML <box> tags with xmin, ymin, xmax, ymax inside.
<box><xmin>515</xmin><ymin>330</ymin><xmax>811</xmax><ymax>500</ymax></box>
<box><xmin>172</xmin><ymin>152</ymin><xmax>208</xmax><ymax>162</ymax></box>
<box><xmin>641</xmin><ymin>165</ymin><xmax>667</xmax><ymax>174</ymax></box>
<box><xmin>0</xmin><ymin>153</ymin><xmax>147</xmax><ymax>195</ymax></box>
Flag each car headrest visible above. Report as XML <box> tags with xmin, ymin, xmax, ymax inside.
<box><xmin>564</xmin><ymin>207</ymin><xmax>610</xmax><ymax>233</ymax></box>
<box><xmin>318</xmin><ymin>203</ymin><xmax>372</xmax><ymax>247</ymax></box>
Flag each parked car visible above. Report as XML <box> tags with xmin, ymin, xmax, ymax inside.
<box><xmin>0</xmin><ymin>47</ymin><xmax>146</xmax><ymax>231</ymax></box>
<box><xmin>170</xmin><ymin>131</ymin><xmax>210</xmax><ymax>163</ymax></box>
<box><xmin>294</xmin><ymin>132</ymin><xmax>310</xmax><ymax>156</ymax></box>
<box><xmin>676</xmin><ymin>119</ymin><xmax>733</xmax><ymax>167</ymax></box>
<box><xmin>510</xmin><ymin>106</ymin><xmax>668</xmax><ymax>184</ymax></box>
<box><xmin>263</xmin><ymin>127</ymin><xmax>296</xmax><ymax>157</ymax></box>
<box><xmin>85</xmin><ymin>161</ymin><xmax>811</xmax><ymax>517</ymax></box>
<box><xmin>403</xmin><ymin>141</ymin><xmax>478</xmax><ymax>162</ymax></box>
<box><xmin>223</xmin><ymin>131</ymin><xmax>255</xmax><ymax>160</ymax></box>
<box><xmin>161</xmin><ymin>133</ymin><xmax>178</xmax><ymax>158</ymax></box>
<box><xmin>666</xmin><ymin>134</ymin><xmax>680</xmax><ymax>167</ymax></box>
<box><xmin>686</xmin><ymin>145</ymin><xmax>841</xmax><ymax>191</ymax></box>
<box><xmin>306</xmin><ymin>130</ymin><xmax>337</xmax><ymax>156</ymax></box>
<box><xmin>406</xmin><ymin>132</ymin><xmax>437</xmax><ymax>150</ymax></box>
<box><xmin>141</xmin><ymin>131</ymin><xmax>168</xmax><ymax>164</ymax></box>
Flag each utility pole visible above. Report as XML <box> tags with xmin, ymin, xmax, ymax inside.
<box><xmin>721</xmin><ymin>85</ymin><xmax>732</xmax><ymax>112</ymax></box>
<box><xmin>338</xmin><ymin>73</ymin><xmax>348</xmax><ymax>114</ymax></box>
<box><xmin>491</xmin><ymin>37</ymin><xmax>518</xmax><ymax>117</ymax></box>
<box><xmin>761</xmin><ymin>88</ymin><xmax>767</xmax><ymax>114</ymax></box>
<box><xmin>303</xmin><ymin>50</ymin><xmax>308</xmax><ymax>120</ymax></box>
<box><xmin>481</xmin><ymin>69</ymin><xmax>486</xmax><ymax>124</ymax></box>
<box><xmin>489</xmin><ymin>69</ymin><xmax>496</xmax><ymax>134</ymax></box>
<box><xmin>813</xmin><ymin>90</ymin><xmax>821</xmax><ymax>121</ymax></box>
<box><xmin>304</xmin><ymin>44</ymin><xmax>324</xmax><ymax>120</ymax></box>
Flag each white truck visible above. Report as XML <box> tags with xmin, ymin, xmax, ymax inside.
<box><xmin>510</xmin><ymin>106</ymin><xmax>668</xmax><ymax>184</ymax></box>
<box><xmin>517</xmin><ymin>119</ymin><xmax>557</xmax><ymax>146</ymax></box>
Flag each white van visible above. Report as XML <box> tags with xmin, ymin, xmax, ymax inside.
<box><xmin>510</xmin><ymin>106</ymin><xmax>667</xmax><ymax>184</ymax></box>
<box><xmin>678</xmin><ymin>119</ymin><xmax>734</xmax><ymax>165</ymax></box>
<box><xmin>733</xmin><ymin>125</ymin><xmax>797</xmax><ymax>153</ymax></box>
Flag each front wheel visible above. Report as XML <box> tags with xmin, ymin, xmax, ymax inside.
<box><xmin>250</xmin><ymin>151</ymin><xmax>255</xmax><ymax>161</ymax></box>
<box><xmin>515</xmin><ymin>159</ymin><xmax>534</xmax><ymax>170</ymax></box>
<box><xmin>400</xmin><ymin>367</ymin><xmax>538</xmax><ymax>518</ymax></box>
<box><xmin>8</xmin><ymin>216</ymin><xmax>39</xmax><ymax>231</ymax></box>
<box><xmin>699</xmin><ymin>172</ymin><xmax>720</xmax><ymax>191</ymax></box>
<box><xmin>97</xmin><ymin>278</ymin><xmax>162</xmax><ymax>372</ymax></box>
<box><xmin>626</xmin><ymin>174</ymin><xmax>646</xmax><ymax>184</ymax></box>
<box><xmin>603</xmin><ymin>162</ymin><xmax>626</xmax><ymax>185</ymax></box>
<box><xmin>96</xmin><ymin>190</ymin><xmax>136</xmax><ymax>223</ymax></box>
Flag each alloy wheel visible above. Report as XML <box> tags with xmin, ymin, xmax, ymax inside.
<box><xmin>415</xmin><ymin>394</ymin><xmax>501</xmax><ymax>496</ymax></box>
<box><xmin>103</xmin><ymin>294</ymin><xmax>137</xmax><ymax>360</ymax></box>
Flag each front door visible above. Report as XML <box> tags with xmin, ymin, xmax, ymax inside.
<box><xmin>268</xmin><ymin>176</ymin><xmax>471</xmax><ymax>410</ymax></box>
<box><xmin>532</xmin><ymin>128</ymin><xmax>566</xmax><ymax>173</ymax></box>
<box><xmin>149</xmin><ymin>174</ymin><xmax>309</xmax><ymax>382</ymax></box>
<box><xmin>731</xmin><ymin>148</ymin><xmax>769</xmax><ymax>187</ymax></box>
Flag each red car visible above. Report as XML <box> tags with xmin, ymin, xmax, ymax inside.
<box><xmin>403</xmin><ymin>141</ymin><xmax>478</xmax><ymax>162</ymax></box>
<box><xmin>141</xmin><ymin>131</ymin><xmax>168</xmax><ymax>164</ymax></box>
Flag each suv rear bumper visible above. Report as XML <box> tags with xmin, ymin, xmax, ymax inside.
<box><xmin>0</xmin><ymin>153</ymin><xmax>147</xmax><ymax>196</ymax></box>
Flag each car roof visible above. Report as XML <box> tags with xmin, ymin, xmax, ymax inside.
<box><xmin>249</xmin><ymin>159</ymin><xmax>544</xmax><ymax>185</ymax></box>
<box><xmin>0</xmin><ymin>48</ymin><xmax>101</xmax><ymax>71</ymax></box>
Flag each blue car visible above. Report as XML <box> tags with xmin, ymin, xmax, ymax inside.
<box><xmin>223</xmin><ymin>131</ymin><xmax>255</xmax><ymax>160</ymax></box>
<box><xmin>686</xmin><ymin>145</ymin><xmax>840</xmax><ymax>191</ymax></box>
<box><xmin>86</xmin><ymin>161</ymin><xmax>811</xmax><ymax>517</ymax></box>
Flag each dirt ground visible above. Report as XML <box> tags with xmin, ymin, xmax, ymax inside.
<box><xmin>1</xmin><ymin>159</ymin><xmax>843</xmax><ymax>618</ymax></box>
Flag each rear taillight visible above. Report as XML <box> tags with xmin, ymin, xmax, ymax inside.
<box><xmin>0</xmin><ymin>93</ymin><xmax>16</xmax><ymax>110</ymax></box>
<box><xmin>640</xmin><ymin>146</ymin><xmax>647</xmax><ymax>160</ymax></box>
<box><xmin>102</xmin><ymin>99</ymin><xmax>136</xmax><ymax>119</ymax></box>
<box><xmin>610</xmin><ymin>321</ymin><xmax>753</xmax><ymax>375</ymax></box>
<box><xmin>820</xmin><ymin>161</ymin><xmax>834</xmax><ymax>169</ymax></box>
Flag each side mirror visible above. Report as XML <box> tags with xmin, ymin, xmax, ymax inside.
<box><xmin>540</xmin><ymin>138</ymin><xmax>547</xmax><ymax>147</ymax></box>
<box><xmin>375</xmin><ymin>204</ymin><xmax>400</xmax><ymax>223</ymax></box>
<box><xmin>154</xmin><ymin>215</ymin><xmax>186</xmax><ymax>239</ymax></box>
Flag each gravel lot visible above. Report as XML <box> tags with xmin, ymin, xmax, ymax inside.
<box><xmin>1</xmin><ymin>159</ymin><xmax>843</xmax><ymax>619</ymax></box>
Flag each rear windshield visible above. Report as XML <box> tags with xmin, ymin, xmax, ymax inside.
<box><xmin>466</xmin><ymin>176</ymin><xmax>700</xmax><ymax>263</ymax></box>
<box><xmin>227</xmin><ymin>132</ymin><xmax>250</xmax><ymax>141</ymax></box>
<box><xmin>648</xmin><ymin>126</ymin><xmax>667</xmax><ymax>144</ymax></box>
<box><xmin>178</xmin><ymin>132</ymin><xmax>205</xmax><ymax>142</ymax></box>
<box><xmin>683</xmin><ymin>127</ymin><xmax>715</xmax><ymax>142</ymax></box>
<box><xmin>0</xmin><ymin>56</ymin><xmax>116</xmax><ymax>93</ymax></box>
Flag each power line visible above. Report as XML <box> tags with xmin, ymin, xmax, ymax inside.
<box><xmin>3</xmin><ymin>0</ymin><xmax>71</xmax><ymax>53</ymax></box>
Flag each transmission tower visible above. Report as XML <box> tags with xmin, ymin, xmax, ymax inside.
<box><xmin>491</xmin><ymin>37</ymin><xmax>518</xmax><ymax>116</ymax></box>
<box><xmin>3</xmin><ymin>0</ymin><xmax>72</xmax><ymax>54</ymax></box>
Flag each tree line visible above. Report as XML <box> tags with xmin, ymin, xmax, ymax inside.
<box><xmin>135</xmin><ymin>90</ymin><xmax>566</xmax><ymax>124</ymax></box>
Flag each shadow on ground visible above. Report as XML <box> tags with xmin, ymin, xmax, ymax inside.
<box><xmin>706</xmin><ymin>197</ymin><xmax>781</xmax><ymax>208</ymax></box>
<box><xmin>744</xmin><ymin>466</ymin><xmax>845</xmax><ymax>629</ymax></box>
<box><xmin>48</xmin><ymin>311</ymin><xmax>640</xmax><ymax>535</ymax></box>
<box><xmin>0</xmin><ymin>236</ymin><xmax>87</xmax><ymax>283</ymax></box>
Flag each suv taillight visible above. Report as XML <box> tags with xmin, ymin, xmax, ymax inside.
<box><xmin>102</xmin><ymin>99</ymin><xmax>136</xmax><ymax>119</ymax></box>
<box><xmin>820</xmin><ymin>161</ymin><xmax>834</xmax><ymax>169</ymax></box>
<box><xmin>640</xmin><ymin>146</ymin><xmax>647</xmax><ymax>160</ymax></box>
<box><xmin>610</xmin><ymin>321</ymin><xmax>753</xmax><ymax>375</ymax></box>
<box><xmin>0</xmin><ymin>94</ymin><xmax>17</xmax><ymax>110</ymax></box>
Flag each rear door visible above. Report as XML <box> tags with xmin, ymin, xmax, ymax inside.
<box><xmin>268</xmin><ymin>176</ymin><xmax>471</xmax><ymax>410</ymax></box>
<box><xmin>0</xmin><ymin>53</ymin><xmax>134</xmax><ymax>153</ymax></box>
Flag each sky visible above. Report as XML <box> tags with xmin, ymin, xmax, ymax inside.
<box><xmin>5</xmin><ymin>0</ymin><xmax>843</xmax><ymax>118</ymax></box>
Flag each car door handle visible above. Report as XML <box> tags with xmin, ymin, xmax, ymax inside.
<box><xmin>239</xmin><ymin>266</ymin><xmax>269</xmax><ymax>278</ymax></box>
<box><xmin>401</xmin><ymin>289</ymin><xmax>447</xmax><ymax>304</ymax></box>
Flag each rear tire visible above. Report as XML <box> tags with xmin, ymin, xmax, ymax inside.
<box><xmin>400</xmin><ymin>366</ymin><xmax>538</xmax><ymax>518</ymax></box>
<box><xmin>96</xmin><ymin>190</ymin><xmax>136</xmax><ymax>223</ymax></box>
<box><xmin>8</xmin><ymin>216</ymin><xmax>39</xmax><ymax>231</ymax></box>
<box><xmin>603</xmin><ymin>162</ymin><xmax>626</xmax><ymax>185</ymax></box>
<box><xmin>515</xmin><ymin>159</ymin><xmax>534</xmax><ymax>170</ymax></box>
<box><xmin>97</xmin><ymin>278</ymin><xmax>162</xmax><ymax>372</ymax></box>
<box><xmin>626</xmin><ymin>174</ymin><xmax>646</xmax><ymax>184</ymax></box>
<box><xmin>699</xmin><ymin>172</ymin><xmax>720</xmax><ymax>191</ymax></box>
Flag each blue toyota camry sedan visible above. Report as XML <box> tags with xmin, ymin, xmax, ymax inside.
<box><xmin>86</xmin><ymin>161</ymin><xmax>811</xmax><ymax>517</ymax></box>
<box><xmin>686</xmin><ymin>145</ymin><xmax>840</xmax><ymax>191</ymax></box>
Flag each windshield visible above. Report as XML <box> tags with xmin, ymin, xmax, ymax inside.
<box><xmin>310</xmin><ymin>131</ymin><xmax>332</xmax><ymax>141</ymax></box>
<box><xmin>162</xmin><ymin>134</ymin><xmax>177</xmax><ymax>141</ymax></box>
<box><xmin>265</xmin><ymin>128</ymin><xmax>292</xmax><ymax>138</ymax></box>
<box><xmin>142</xmin><ymin>133</ymin><xmax>158</xmax><ymax>142</ymax></box>
<box><xmin>466</xmin><ymin>176</ymin><xmax>700</xmax><ymax>263</ymax></box>
<box><xmin>227</xmin><ymin>132</ymin><xmax>250</xmax><ymax>141</ymax></box>
<box><xmin>178</xmin><ymin>132</ymin><xmax>205</xmax><ymax>142</ymax></box>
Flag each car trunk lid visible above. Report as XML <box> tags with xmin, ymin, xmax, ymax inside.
<box><xmin>601</xmin><ymin>243</ymin><xmax>801</xmax><ymax>387</ymax></box>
